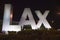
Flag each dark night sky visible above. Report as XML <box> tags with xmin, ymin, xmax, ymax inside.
<box><xmin>0</xmin><ymin>0</ymin><xmax>60</xmax><ymax>29</ymax></box>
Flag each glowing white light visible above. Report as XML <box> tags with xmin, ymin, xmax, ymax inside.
<box><xmin>2</xmin><ymin>4</ymin><xmax>21</xmax><ymax>34</ymax></box>
<box><xmin>2</xmin><ymin>4</ymin><xmax>51</xmax><ymax>34</ymax></box>
<box><xmin>35</xmin><ymin>10</ymin><xmax>51</xmax><ymax>29</ymax></box>
<box><xmin>19</xmin><ymin>8</ymin><xmax>51</xmax><ymax>29</ymax></box>
<box><xmin>19</xmin><ymin>8</ymin><xmax>37</xmax><ymax>29</ymax></box>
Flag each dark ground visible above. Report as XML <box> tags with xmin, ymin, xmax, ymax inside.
<box><xmin>0</xmin><ymin>30</ymin><xmax>60</xmax><ymax>40</ymax></box>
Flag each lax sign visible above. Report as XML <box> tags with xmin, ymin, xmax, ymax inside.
<box><xmin>2</xmin><ymin>4</ymin><xmax>51</xmax><ymax>34</ymax></box>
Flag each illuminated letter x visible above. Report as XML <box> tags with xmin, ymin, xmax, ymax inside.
<box><xmin>35</xmin><ymin>10</ymin><xmax>51</xmax><ymax>29</ymax></box>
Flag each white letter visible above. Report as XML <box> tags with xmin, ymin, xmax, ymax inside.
<box><xmin>19</xmin><ymin>8</ymin><xmax>37</xmax><ymax>29</ymax></box>
<box><xmin>2</xmin><ymin>4</ymin><xmax>21</xmax><ymax>34</ymax></box>
<box><xmin>35</xmin><ymin>10</ymin><xmax>51</xmax><ymax>29</ymax></box>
